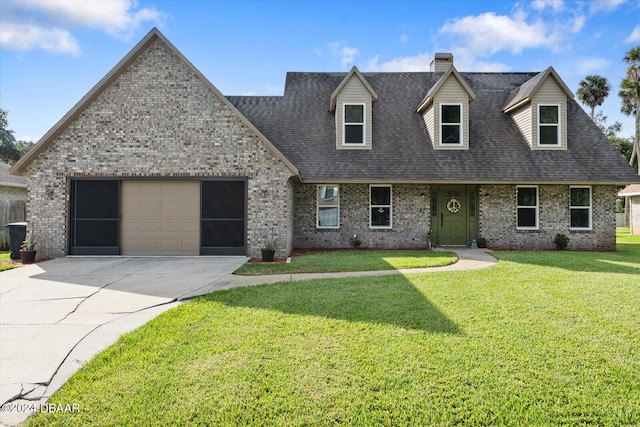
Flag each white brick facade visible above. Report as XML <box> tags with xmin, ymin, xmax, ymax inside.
<box><xmin>22</xmin><ymin>39</ymin><xmax>295</xmax><ymax>259</ymax></box>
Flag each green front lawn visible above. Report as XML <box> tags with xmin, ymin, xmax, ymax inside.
<box><xmin>28</xmin><ymin>238</ymin><xmax>640</xmax><ymax>426</ymax></box>
<box><xmin>235</xmin><ymin>249</ymin><xmax>458</xmax><ymax>275</ymax></box>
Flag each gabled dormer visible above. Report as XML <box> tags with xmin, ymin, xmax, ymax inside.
<box><xmin>330</xmin><ymin>66</ymin><xmax>378</xmax><ymax>150</ymax></box>
<box><xmin>503</xmin><ymin>67</ymin><xmax>574</xmax><ymax>151</ymax></box>
<box><xmin>416</xmin><ymin>60</ymin><xmax>476</xmax><ymax>150</ymax></box>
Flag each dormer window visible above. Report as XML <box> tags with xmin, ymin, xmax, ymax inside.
<box><xmin>330</xmin><ymin>66</ymin><xmax>377</xmax><ymax>150</ymax></box>
<box><xmin>416</xmin><ymin>64</ymin><xmax>475</xmax><ymax>151</ymax></box>
<box><xmin>503</xmin><ymin>67</ymin><xmax>572</xmax><ymax>151</ymax></box>
<box><xmin>538</xmin><ymin>104</ymin><xmax>560</xmax><ymax>146</ymax></box>
<box><xmin>441</xmin><ymin>104</ymin><xmax>462</xmax><ymax>145</ymax></box>
<box><xmin>343</xmin><ymin>103</ymin><xmax>365</xmax><ymax>145</ymax></box>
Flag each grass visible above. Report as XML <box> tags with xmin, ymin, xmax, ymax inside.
<box><xmin>235</xmin><ymin>250</ymin><xmax>458</xmax><ymax>275</ymax></box>
<box><xmin>0</xmin><ymin>250</ymin><xmax>21</xmax><ymax>272</ymax></box>
<box><xmin>27</xmin><ymin>233</ymin><xmax>640</xmax><ymax>426</ymax></box>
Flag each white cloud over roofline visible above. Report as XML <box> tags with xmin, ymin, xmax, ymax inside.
<box><xmin>0</xmin><ymin>0</ymin><xmax>162</xmax><ymax>54</ymax></box>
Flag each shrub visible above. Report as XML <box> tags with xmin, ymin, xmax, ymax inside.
<box><xmin>349</xmin><ymin>235</ymin><xmax>362</xmax><ymax>248</ymax></box>
<box><xmin>553</xmin><ymin>233</ymin><xmax>570</xmax><ymax>250</ymax></box>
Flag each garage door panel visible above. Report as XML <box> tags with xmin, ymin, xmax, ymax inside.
<box><xmin>139</xmin><ymin>220</ymin><xmax>159</xmax><ymax>232</ymax></box>
<box><xmin>121</xmin><ymin>181</ymin><xmax>200</xmax><ymax>255</ymax></box>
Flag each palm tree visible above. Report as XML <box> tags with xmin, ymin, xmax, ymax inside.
<box><xmin>619</xmin><ymin>46</ymin><xmax>640</xmax><ymax>173</ymax></box>
<box><xmin>576</xmin><ymin>75</ymin><xmax>611</xmax><ymax>119</ymax></box>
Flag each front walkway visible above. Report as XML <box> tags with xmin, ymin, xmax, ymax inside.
<box><xmin>211</xmin><ymin>248</ymin><xmax>497</xmax><ymax>292</ymax></box>
<box><xmin>0</xmin><ymin>248</ymin><xmax>496</xmax><ymax>427</ymax></box>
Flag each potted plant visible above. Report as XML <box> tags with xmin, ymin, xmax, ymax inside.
<box><xmin>261</xmin><ymin>242</ymin><xmax>276</xmax><ymax>262</ymax></box>
<box><xmin>20</xmin><ymin>237</ymin><xmax>37</xmax><ymax>264</ymax></box>
<box><xmin>476</xmin><ymin>237</ymin><xmax>487</xmax><ymax>248</ymax></box>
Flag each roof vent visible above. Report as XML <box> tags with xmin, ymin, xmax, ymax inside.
<box><xmin>430</xmin><ymin>53</ymin><xmax>453</xmax><ymax>72</ymax></box>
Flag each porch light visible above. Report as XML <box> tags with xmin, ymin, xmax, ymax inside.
<box><xmin>46</xmin><ymin>186</ymin><xmax>54</xmax><ymax>199</ymax></box>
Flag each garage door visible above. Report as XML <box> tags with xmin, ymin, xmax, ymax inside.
<box><xmin>121</xmin><ymin>181</ymin><xmax>200</xmax><ymax>255</ymax></box>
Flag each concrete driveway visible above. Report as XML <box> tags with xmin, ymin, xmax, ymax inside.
<box><xmin>0</xmin><ymin>256</ymin><xmax>248</xmax><ymax>427</ymax></box>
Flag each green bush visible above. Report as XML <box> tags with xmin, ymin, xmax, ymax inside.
<box><xmin>553</xmin><ymin>233</ymin><xmax>570</xmax><ymax>250</ymax></box>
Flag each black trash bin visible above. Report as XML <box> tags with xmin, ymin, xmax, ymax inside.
<box><xmin>4</xmin><ymin>222</ymin><xmax>27</xmax><ymax>260</ymax></box>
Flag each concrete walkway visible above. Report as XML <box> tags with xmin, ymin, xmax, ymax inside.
<box><xmin>0</xmin><ymin>248</ymin><xmax>495</xmax><ymax>427</ymax></box>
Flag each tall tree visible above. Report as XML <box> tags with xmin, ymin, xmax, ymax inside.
<box><xmin>619</xmin><ymin>46</ymin><xmax>640</xmax><ymax>174</ymax></box>
<box><xmin>576</xmin><ymin>74</ymin><xmax>611</xmax><ymax>119</ymax></box>
<box><xmin>0</xmin><ymin>108</ymin><xmax>20</xmax><ymax>164</ymax></box>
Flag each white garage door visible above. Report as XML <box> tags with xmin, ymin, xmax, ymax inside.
<box><xmin>120</xmin><ymin>181</ymin><xmax>200</xmax><ymax>255</ymax></box>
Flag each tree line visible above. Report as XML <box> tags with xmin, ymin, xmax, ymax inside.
<box><xmin>0</xmin><ymin>108</ymin><xmax>33</xmax><ymax>165</ymax></box>
<box><xmin>576</xmin><ymin>46</ymin><xmax>639</xmax><ymax>173</ymax></box>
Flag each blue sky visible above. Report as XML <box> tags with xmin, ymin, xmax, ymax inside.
<box><xmin>1</xmin><ymin>0</ymin><xmax>639</xmax><ymax>142</ymax></box>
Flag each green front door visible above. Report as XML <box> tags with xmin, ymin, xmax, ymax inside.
<box><xmin>439</xmin><ymin>185</ymin><xmax>468</xmax><ymax>245</ymax></box>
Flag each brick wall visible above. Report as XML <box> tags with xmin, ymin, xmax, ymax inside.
<box><xmin>293</xmin><ymin>183</ymin><xmax>431</xmax><ymax>249</ymax></box>
<box><xmin>23</xmin><ymin>39</ymin><xmax>295</xmax><ymax>259</ymax></box>
<box><xmin>479</xmin><ymin>184</ymin><xmax>617</xmax><ymax>250</ymax></box>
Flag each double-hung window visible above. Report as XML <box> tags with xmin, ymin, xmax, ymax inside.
<box><xmin>440</xmin><ymin>104</ymin><xmax>462</xmax><ymax>145</ymax></box>
<box><xmin>370</xmin><ymin>185</ymin><xmax>392</xmax><ymax>229</ymax></box>
<box><xmin>538</xmin><ymin>104</ymin><xmax>560</xmax><ymax>146</ymax></box>
<box><xmin>317</xmin><ymin>185</ymin><xmax>339</xmax><ymax>228</ymax></box>
<box><xmin>570</xmin><ymin>186</ymin><xmax>592</xmax><ymax>230</ymax></box>
<box><xmin>516</xmin><ymin>186</ymin><xmax>538</xmax><ymax>229</ymax></box>
<box><xmin>343</xmin><ymin>104</ymin><xmax>365</xmax><ymax>145</ymax></box>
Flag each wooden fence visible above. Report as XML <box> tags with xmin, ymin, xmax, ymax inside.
<box><xmin>1</xmin><ymin>200</ymin><xmax>26</xmax><ymax>250</ymax></box>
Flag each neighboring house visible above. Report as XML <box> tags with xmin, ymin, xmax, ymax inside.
<box><xmin>10</xmin><ymin>28</ymin><xmax>640</xmax><ymax>260</ymax></box>
<box><xmin>0</xmin><ymin>161</ymin><xmax>27</xmax><ymax>250</ymax></box>
<box><xmin>618</xmin><ymin>185</ymin><xmax>640</xmax><ymax>235</ymax></box>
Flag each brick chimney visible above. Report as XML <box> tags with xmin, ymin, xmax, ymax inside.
<box><xmin>430</xmin><ymin>53</ymin><xmax>454</xmax><ymax>72</ymax></box>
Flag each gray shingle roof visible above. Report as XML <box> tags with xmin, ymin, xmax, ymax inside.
<box><xmin>0</xmin><ymin>161</ymin><xmax>27</xmax><ymax>187</ymax></box>
<box><xmin>228</xmin><ymin>71</ymin><xmax>640</xmax><ymax>184</ymax></box>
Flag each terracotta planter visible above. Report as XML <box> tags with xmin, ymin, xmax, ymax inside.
<box><xmin>20</xmin><ymin>250</ymin><xmax>37</xmax><ymax>264</ymax></box>
<box><xmin>261</xmin><ymin>249</ymin><xmax>275</xmax><ymax>262</ymax></box>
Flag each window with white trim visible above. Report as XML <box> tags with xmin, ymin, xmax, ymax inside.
<box><xmin>570</xmin><ymin>186</ymin><xmax>592</xmax><ymax>230</ymax></box>
<box><xmin>370</xmin><ymin>185</ymin><xmax>392</xmax><ymax>229</ymax></box>
<box><xmin>343</xmin><ymin>104</ymin><xmax>365</xmax><ymax>145</ymax></box>
<box><xmin>440</xmin><ymin>104</ymin><xmax>462</xmax><ymax>145</ymax></box>
<box><xmin>538</xmin><ymin>104</ymin><xmax>560</xmax><ymax>146</ymax></box>
<box><xmin>317</xmin><ymin>185</ymin><xmax>340</xmax><ymax>228</ymax></box>
<box><xmin>516</xmin><ymin>186</ymin><xmax>539</xmax><ymax>230</ymax></box>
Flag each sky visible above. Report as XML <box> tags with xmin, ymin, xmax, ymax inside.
<box><xmin>1</xmin><ymin>0</ymin><xmax>639</xmax><ymax>142</ymax></box>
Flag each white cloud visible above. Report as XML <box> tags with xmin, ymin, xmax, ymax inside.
<box><xmin>571</xmin><ymin>14</ymin><xmax>586</xmax><ymax>33</ymax></box>
<box><xmin>0</xmin><ymin>23</ymin><xmax>79</xmax><ymax>54</ymax></box>
<box><xmin>328</xmin><ymin>41</ymin><xmax>359</xmax><ymax>69</ymax></box>
<box><xmin>399</xmin><ymin>34</ymin><xmax>409</xmax><ymax>43</ymax></box>
<box><xmin>340</xmin><ymin>47</ymin><xmax>359</xmax><ymax>68</ymax></box>
<box><xmin>439</xmin><ymin>12</ymin><xmax>562</xmax><ymax>56</ymax></box>
<box><xmin>589</xmin><ymin>0</ymin><xmax>628</xmax><ymax>12</ymax></box>
<box><xmin>626</xmin><ymin>24</ymin><xmax>640</xmax><ymax>42</ymax></box>
<box><xmin>0</xmin><ymin>0</ymin><xmax>163</xmax><ymax>54</ymax></box>
<box><xmin>574</xmin><ymin>57</ymin><xmax>612</xmax><ymax>74</ymax></box>
<box><xmin>532</xmin><ymin>0</ymin><xmax>565</xmax><ymax>11</ymax></box>
<box><xmin>366</xmin><ymin>53</ymin><xmax>430</xmax><ymax>72</ymax></box>
<box><xmin>365</xmin><ymin>51</ymin><xmax>511</xmax><ymax>73</ymax></box>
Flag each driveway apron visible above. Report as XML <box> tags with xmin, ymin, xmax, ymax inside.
<box><xmin>0</xmin><ymin>256</ymin><xmax>248</xmax><ymax>427</ymax></box>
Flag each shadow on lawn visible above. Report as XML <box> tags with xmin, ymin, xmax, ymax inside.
<box><xmin>206</xmin><ymin>274</ymin><xmax>463</xmax><ymax>334</ymax></box>
<box><xmin>496</xmin><ymin>242</ymin><xmax>640</xmax><ymax>275</ymax></box>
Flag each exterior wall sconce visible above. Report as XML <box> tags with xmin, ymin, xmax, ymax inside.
<box><xmin>483</xmin><ymin>193</ymin><xmax>490</xmax><ymax>199</ymax></box>
<box><xmin>46</xmin><ymin>186</ymin><xmax>54</xmax><ymax>199</ymax></box>
<box><xmin>420</xmin><ymin>193</ymin><xmax>427</xmax><ymax>202</ymax></box>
